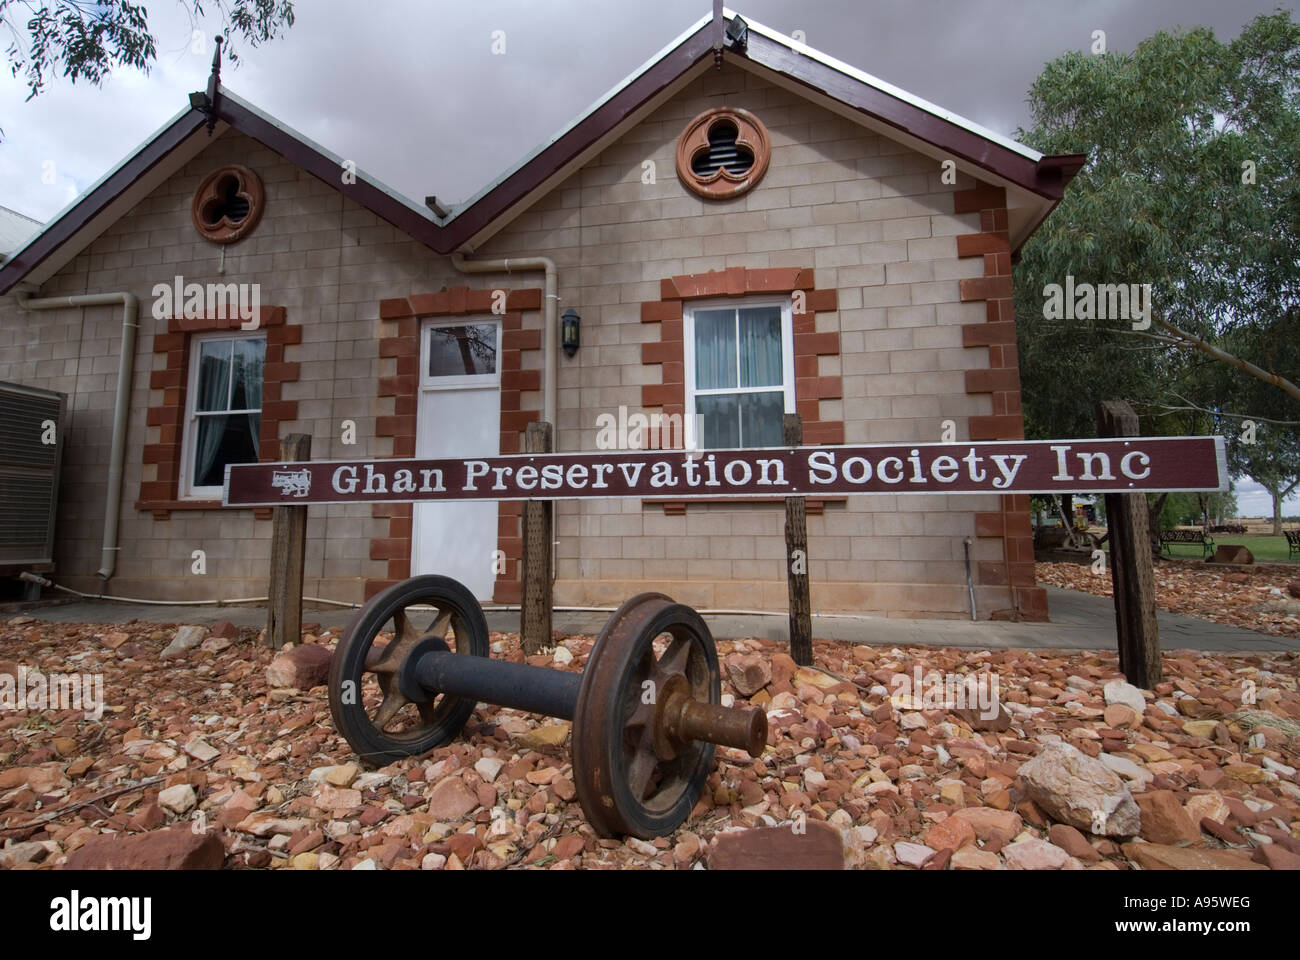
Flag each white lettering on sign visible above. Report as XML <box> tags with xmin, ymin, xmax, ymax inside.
<box><xmin>227</xmin><ymin>438</ymin><xmax>1225</xmax><ymax>507</ymax></box>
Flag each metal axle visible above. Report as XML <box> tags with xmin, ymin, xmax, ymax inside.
<box><xmin>403</xmin><ymin>641</ymin><xmax>765</xmax><ymax>755</ymax></box>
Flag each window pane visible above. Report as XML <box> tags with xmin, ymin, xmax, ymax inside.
<box><xmin>694</xmin><ymin>309</ymin><xmax>737</xmax><ymax>390</ymax></box>
<box><xmin>196</xmin><ymin>340</ymin><xmax>232</xmax><ymax>412</ymax></box>
<box><xmin>739</xmin><ymin>391</ymin><xmax>785</xmax><ymax>447</ymax></box>
<box><xmin>739</xmin><ymin>307</ymin><xmax>782</xmax><ymax>388</ymax></box>
<box><xmin>696</xmin><ymin>393</ymin><xmax>739</xmax><ymax>448</ymax></box>
<box><xmin>230</xmin><ymin>338</ymin><xmax>265</xmax><ymax>410</ymax></box>
<box><xmin>193</xmin><ymin>412</ymin><xmax>261</xmax><ymax>487</ymax></box>
<box><xmin>428</xmin><ymin>324</ymin><xmax>497</xmax><ymax>377</ymax></box>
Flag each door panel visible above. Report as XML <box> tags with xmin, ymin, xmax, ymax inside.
<box><xmin>411</xmin><ymin>320</ymin><xmax>501</xmax><ymax>600</ymax></box>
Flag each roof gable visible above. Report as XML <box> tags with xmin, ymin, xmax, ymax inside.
<box><xmin>0</xmin><ymin>7</ymin><xmax>1081</xmax><ymax>295</ymax></box>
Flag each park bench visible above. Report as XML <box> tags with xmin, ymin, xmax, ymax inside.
<box><xmin>1286</xmin><ymin>529</ymin><xmax>1300</xmax><ymax>559</ymax></box>
<box><xmin>1158</xmin><ymin>528</ymin><xmax>1215</xmax><ymax>558</ymax></box>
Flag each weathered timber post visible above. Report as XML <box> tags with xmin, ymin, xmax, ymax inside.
<box><xmin>1096</xmin><ymin>400</ymin><xmax>1161</xmax><ymax>687</ymax></box>
<box><xmin>521</xmin><ymin>421</ymin><xmax>554</xmax><ymax>654</ymax></box>
<box><xmin>266</xmin><ymin>432</ymin><xmax>310</xmax><ymax>650</ymax></box>
<box><xmin>783</xmin><ymin>414</ymin><xmax>813</xmax><ymax>666</ymax></box>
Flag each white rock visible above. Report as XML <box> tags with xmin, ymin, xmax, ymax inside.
<box><xmin>182</xmin><ymin>738</ymin><xmax>220</xmax><ymax>763</ymax></box>
<box><xmin>552</xmin><ymin>646</ymin><xmax>573</xmax><ymax>665</ymax></box>
<box><xmin>720</xmin><ymin>693</ymin><xmax>735</xmax><ymax>708</ymax></box>
<box><xmin>352</xmin><ymin>858</ymin><xmax>378</xmax><ymax>870</ymax></box>
<box><xmin>1154</xmin><ymin>701</ymin><xmax>1179</xmax><ymax>716</ymax></box>
<box><xmin>803</xmin><ymin>768</ymin><xmax>826</xmax><ymax>789</ymax></box>
<box><xmin>1097</xmin><ymin>753</ymin><xmax>1154</xmax><ymax>785</ymax></box>
<box><xmin>1103</xmin><ymin>679</ymin><xmax>1147</xmax><ymax>715</ymax></box>
<box><xmin>353</xmin><ymin>772</ymin><xmax>392</xmax><ymax>791</ymax></box>
<box><xmin>474</xmin><ymin>757</ymin><xmax>505</xmax><ymax>783</ymax></box>
<box><xmin>157</xmin><ymin>784</ymin><xmax>197</xmax><ymax>814</ymax></box>
<box><xmin>421</xmin><ymin>853</ymin><xmax>447</xmax><ymax>870</ymax></box>
<box><xmin>900</xmin><ymin>711</ymin><xmax>927</xmax><ymax>730</ymax></box>
<box><xmin>161</xmin><ymin>624</ymin><xmax>208</xmax><ymax>659</ymax></box>
<box><xmin>1262</xmin><ymin>757</ymin><xmax>1296</xmax><ymax>777</ymax></box>
<box><xmin>894</xmin><ymin>841</ymin><xmax>935</xmax><ymax>868</ymax></box>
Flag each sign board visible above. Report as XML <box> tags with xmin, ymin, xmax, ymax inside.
<box><xmin>224</xmin><ymin>436</ymin><xmax>1227</xmax><ymax>507</ymax></box>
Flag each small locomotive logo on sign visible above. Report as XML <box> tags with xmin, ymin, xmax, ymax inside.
<box><xmin>270</xmin><ymin>468</ymin><xmax>312</xmax><ymax>498</ymax></box>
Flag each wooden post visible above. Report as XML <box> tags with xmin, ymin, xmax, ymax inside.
<box><xmin>783</xmin><ymin>414</ymin><xmax>813</xmax><ymax>666</ymax></box>
<box><xmin>521</xmin><ymin>421</ymin><xmax>554</xmax><ymax>655</ymax></box>
<box><xmin>1096</xmin><ymin>401</ymin><xmax>1161</xmax><ymax>687</ymax></box>
<box><xmin>266</xmin><ymin>432</ymin><xmax>311</xmax><ymax>650</ymax></box>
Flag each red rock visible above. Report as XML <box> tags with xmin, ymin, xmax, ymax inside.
<box><xmin>552</xmin><ymin>835</ymin><xmax>585</xmax><ymax>861</ymax></box>
<box><xmin>708</xmin><ymin>821</ymin><xmax>844</xmax><ymax>870</ymax></box>
<box><xmin>265</xmin><ymin>643</ymin><xmax>332</xmax><ymax>689</ymax></box>
<box><xmin>1286</xmin><ymin>580</ymin><xmax>1300</xmax><ymax>600</ymax></box>
<box><xmin>1252</xmin><ymin>845</ymin><xmax>1300</xmax><ymax>870</ymax></box>
<box><xmin>65</xmin><ymin>826</ymin><xmax>225</xmax><ymax>870</ymax></box>
<box><xmin>925</xmin><ymin>815</ymin><xmax>976</xmax><ymax>852</ymax></box>
<box><xmin>951</xmin><ymin>807</ymin><xmax>1022</xmax><ymax>840</ymax></box>
<box><xmin>445</xmin><ymin>831</ymin><xmax>479</xmax><ymax>862</ymax></box>
<box><xmin>1136</xmin><ymin>790</ymin><xmax>1201</xmax><ymax>845</ymax></box>
<box><xmin>1199</xmin><ymin>817</ymin><xmax>1244</xmax><ymax>845</ymax></box>
<box><xmin>209</xmin><ymin>619</ymin><xmax>240</xmax><ymax>639</ymax></box>
<box><xmin>1048</xmin><ymin>823</ymin><xmax>1100</xmax><ymax>861</ymax></box>
<box><xmin>1209</xmin><ymin>545</ymin><xmax>1253</xmax><ymax>564</ymax></box>
<box><xmin>1122</xmin><ymin>842</ymin><xmax>1265</xmax><ymax>870</ymax></box>
<box><xmin>922</xmin><ymin>847</ymin><xmax>952</xmax><ymax>870</ymax></box>
<box><xmin>426</xmin><ymin>776</ymin><xmax>479</xmax><ymax>821</ymax></box>
<box><xmin>726</xmin><ymin>655</ymin><xmax>772</xmax><ymax>697</ymax></box>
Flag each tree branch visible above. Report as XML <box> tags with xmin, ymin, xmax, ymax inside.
<box><xmin>1150</xmin><ymin>316</ymin><xmax>1300</xmax><ymax>404</ymax></box>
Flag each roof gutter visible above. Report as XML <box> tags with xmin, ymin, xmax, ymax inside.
<box><xmin>17</xmin><ymin>291</ymin><xmax>139</xmax><ymax>581</ymax></box>
<box><xmin>450</xmin><ymin>253</ymin><xmax>558</xmax><ymax>429</ymax></box>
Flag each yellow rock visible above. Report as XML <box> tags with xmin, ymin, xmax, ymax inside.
<box><xmin>1181</xmin><ymin>719</ymin><xmax>1218</xmax><ymax>739</ymax></box>
<box><xmin>751</xmin><ymin>689</ymin><xmax>772</xmax><ymax>706</ymax></box>
<box><xmin>324</xmin><ymin>763</ymin><xmax>359</xmax><ymax>787</ymax></box>
<box><xmin>794</xmin><ymin>667</ymin><xmax>839</xmax><ymax>690</ymax></box>
<box><xmin>1224</xmin><ymin>764</ymin><xmax>1267</xmax><ymax>783</ymax></box>
<box><xmin>290</xmin><ymin>853</ymin><xmax>319</xmax><ymax>870</ymax></box>
<box><xmin>265</xmin><ymin>786</ymin><xmax>285</xmax><ymax>804</ymax></box>
<box><xmin>517</xmin><ymin>724</ymin><xmax>569</xmax><ymax>749</ymax></box>
<box><xmin>52</xmin><ymin>738</ymin><xmax>77</xmax><ymax>756</ymax></box>
<box><xmin>1130</xmin><ymin>743</ymin><xmax>1175</xmax><ymax>762</ymax></box>
<box><xmin>940</xmin><ymin>782</ymin><xmax>965</xmax><ymax>806</ymax></box>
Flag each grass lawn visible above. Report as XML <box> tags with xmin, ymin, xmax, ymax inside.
<box><xmin>1159</xmin><ymin>533</ymin><xmax>1298</xmax><ymax>563</ymax></box>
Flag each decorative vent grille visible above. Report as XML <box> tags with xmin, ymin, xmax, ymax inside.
<box><xmin>689</xmin><ymin>120</ymin><xmax>755</xmax><ymax>178</ymax></box>
<box><xmin>676</xmin><ymin>108</ymin><xmax>771</xmax><ymax>200</ymax></box>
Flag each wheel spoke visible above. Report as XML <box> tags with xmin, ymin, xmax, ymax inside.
<box><xmin>654</xmin><ymin>634</ymin><xmax>691</xmax><ymax>682</ymax></box>
<box><xmin>373</xmin><ymin>687</ymin><xmax>409</xmax><ymax>730</ymax></box>
<box><xmin>371</xmin><ymin>605</ymin><xmax>437</xmax><ymax>675</ymax></box>
<box><xmin>626</xmin><ymin>725</ymin><xmax>660</xmax><ymax>801</ymax></box>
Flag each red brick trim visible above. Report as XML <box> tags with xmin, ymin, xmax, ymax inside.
<box><xmin>367</xmin><ymin>287</ymin><xmax>543</xmax><ymax>603</ymax></box>
<box><xmin>137</xmin><ymin>306</ymin><xmax>296</xmax><ymax>520</ymax></box>
<box><xmin>640</xmin><ymin>267</ymin><xmax>843</xmax><ymax>513</ymax></box>
<box><xmin>955</xmin><ymin>186</ymin><xmax>1045</xmax><ymax>620</ymax></box>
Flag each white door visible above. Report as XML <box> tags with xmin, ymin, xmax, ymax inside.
<box><xmin>411</xmin><ymin>319</ymin><xmax>501</xmax><ymax>600</ymax></box>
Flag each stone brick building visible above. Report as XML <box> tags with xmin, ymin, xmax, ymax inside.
<box><xmin>0</xmin><ymin>11</ymin><xmax>1081</xmax><ymax>618</ymax></box>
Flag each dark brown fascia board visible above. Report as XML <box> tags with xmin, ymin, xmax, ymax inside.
<box><xmin>211</xmin><ymin>94</ymin><xmax>445</xmax><ymax>251</ymax></box>
<box><xmin>740</xmin><ymin>30</ymin><xmax>1070</xmax><ymax>200</ymax></box>
<box><xmin>0</xmin><ymin>109</ymin><xmax>209</xmax><ymax>295</ymax></box>
<box><xmin>434</xmin><ymin>21</ymin><xmax>719</xmax><ymax>253</ymax></box>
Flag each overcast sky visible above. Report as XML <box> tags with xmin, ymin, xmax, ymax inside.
<box><xmin>1</xmin><ymin>0</ymin><xmax>1295</xmax><ymax>514</ymax></box>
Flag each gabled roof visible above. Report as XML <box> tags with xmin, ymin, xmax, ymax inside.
<box><xmin>0</xmin><ymin>7</ymin><xmax>1083</xmax><ymax>295</ymax></box>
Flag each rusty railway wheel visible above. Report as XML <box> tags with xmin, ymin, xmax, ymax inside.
<box><xmin>571</xmin><ymin>593</ymin><xmax>721</xmax><ymax>838</ymax></box>
<box><xmin>327</xmin><ymin>575</ymin><xmax>489</xmax><ymax>766</ymax></box>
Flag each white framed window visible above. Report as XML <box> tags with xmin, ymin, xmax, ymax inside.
<box><xmin>420</xmin><ymin>319</ymin><xmax>502</xmax><ymax>390</ymax></box>
<box><xmin>179</xmin><ymin>331</ymin><xmax>266</xmax><ymax>499</ymax></box>
<box><xmin>683</xmin><ymin>297</ymin><xmax>795</xmax><ymax>450</ymax></box>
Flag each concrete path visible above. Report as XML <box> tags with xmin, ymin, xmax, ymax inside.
<box><xmin>13</xmin><ymin>585</ymin><xmax>1292</xmax><ymax>652</ymax></box>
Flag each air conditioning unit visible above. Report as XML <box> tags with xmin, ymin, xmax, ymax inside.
<box><xmin>0</xmin><ymin>381</ymin><xmax>67</xmax><ymax>598</ymax></box>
